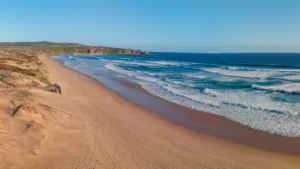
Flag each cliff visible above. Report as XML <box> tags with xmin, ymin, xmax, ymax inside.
<box><xmin>87</xmin><ymin>47</ymin><xmax>149</xmax><ymax>55</ymax></box>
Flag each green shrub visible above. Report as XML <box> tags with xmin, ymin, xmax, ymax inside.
<box><xmin>2</xmin><ymin>73</ymin><xmax>11</xmax><ymax>79</ymax></box>
<box><xmin>17</xmin><ymin>61</ymin><xmax>24</xmax><ymax>65</ymax></box>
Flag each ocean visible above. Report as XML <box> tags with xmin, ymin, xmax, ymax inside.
<box><xmin>51</xmin><ymin>52</ymin><xmax>300</xmax><ymax>137</ymax></box>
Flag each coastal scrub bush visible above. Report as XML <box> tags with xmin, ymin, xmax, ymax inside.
<box><xmin>0</xmin><ymin>58</ymin><xmax>23</xmax><ymax>62</ymax></box>
<box><xmin>0</xmin><ymin>64</ymin><xmax>35</xmax><ymax>76</ymax></box>
<box><xmin>34</xmin><ymin>65</ymin><xmax>51</xmax><ymax>85</ymax></box>
<box><xmin>15</xmin><ymin>52</ymin><xmax>37</xmax><ymax>62</ymax></box>
<box><xmin>17</xmin><ymin>61</ymin><xmax>24</xmax><ymax>65</ymax></box>
<box><xmin>2</xmin><ymin>73</ymin><xmax>11</xmax><ymax>79</ymax></box>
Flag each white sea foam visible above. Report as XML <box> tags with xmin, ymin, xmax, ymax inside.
<box><xmin>182</xmin><ymin>73</ymin><xmax>206</xmax><ymax>79</ymax></box>
<box><xmin>122</xmin><ymin>61</ymin><xmax>156</xmax><ymax>66</ymax></box>
<box><xmin>276</xmin><ymin>75</ymin><xmax>300</xmax><ymax>82</ymax></box>
<box><xmin>139</xmin><ymin>72</ymin><xmax>168</xmax><ymax>76</ymax></box>
<box><xmin>224</xmin><ymin>66</ymin><xmax>300</xmax><ymax>73</ymax></box>
<box><xmin>164</xmin><ymin>79</ymin><xmax>194</xmax><ymax>87</ymax></box>
<box><xmin>252</xmin><ymin>83</ymin><xmax>300</xmax><ymax>94</ymax></box>
<box><xmin>104</xmin><ymin>64</ymin><xmax>137</xmax><ymax>77</ymax></box>
<box><xmin>99</xmin><ymin>59</ymin><xmax>124</xmax><ymax>63</ymax></box>
<box><xmin>160</xmin><ymin>85</ymin><xmax>220</xmax><ymax>107</ymax></box>
<box><xmin>99</xmin><ymin>59</ymin><xmax>111</xmax><ymax>62</ymax></box>
<box><xmin>129</xmin><ymin>79</ymin><xmax>220</xmax><ymax>109</ymax></box>
<box><xmin>135</xmin><ymin>76</ymin><xmax>167</xmax><ymax>85</ymax></box>
<box><xmin>146</xmin><ymin>61</ymin><xmax>187</xmax><ymax>66</ymax></box>
<box><xmin>221</xmin><ymin>90</ymin><xmax>300</xmax><ymax>115</ymax></box>
<box><xmin>73</xmin><ymin>62</ymin><xmax>86</xmax><ymax>69</ymax></box>
<box><xmin>201</xmin><ymin>68</ymin><xmax>277</xmax><ymax>79</ymax></box>
<box><xmin>168</xmin><ymin>80</ymin><xmax>186</xmax><ymax>85</ymax></box>
<box><xmin>203</xmin><ymin>88</ymin><xmax>220</xmax><ymax>97</ymax></box>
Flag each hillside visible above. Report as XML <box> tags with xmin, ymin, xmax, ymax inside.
<box><xmin>0</xmin><ymin>41</ymin><xmax>148</xmax><ymax>55</ymax></box>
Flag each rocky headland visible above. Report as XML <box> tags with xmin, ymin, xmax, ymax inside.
<box><xmin>87</xmin><ymin>47</ymin><xmax>149</xmax><ymax>55</ymax></box>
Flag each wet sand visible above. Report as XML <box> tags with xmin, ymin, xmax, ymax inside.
<box><xmin>34</xmin><ymin>54</ymin><xmax>300</xmax><ymax>168</ymax></box>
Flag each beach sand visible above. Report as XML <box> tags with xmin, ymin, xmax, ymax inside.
<box><xmin>1</xmin><ymin>54</ymin><xmax>300</xmax><ymax>168</ymax></box>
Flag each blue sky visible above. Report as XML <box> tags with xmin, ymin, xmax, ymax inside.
<box><xmin>1</xmin><ymin>0</ymin><xmax>300</xmax><ymax>53</ymax></box>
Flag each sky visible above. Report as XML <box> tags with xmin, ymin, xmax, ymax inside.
<box><xmin>1</xmin><ymin>0</ymin><xmax>300</xmax><ymax>53</ymax></box>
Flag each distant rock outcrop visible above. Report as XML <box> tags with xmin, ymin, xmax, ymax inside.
<box><xmin>87</xmin><ymin>48</ymin><xmax>98</xmax><ymax>54</ymax></box>
<box><xmin>88</xmin><ymin>47</ymin><xmax>148</xmax><ymax>55</ymax></box>
<box><xmin>87</xmin><ymin>47</ymin><xmax>105</xmax><ymax>54</ymax></box>
<box><xmin>124</xmin><ymin>49</ymin><xmax>132</xmax><ymax>54</ymax></box>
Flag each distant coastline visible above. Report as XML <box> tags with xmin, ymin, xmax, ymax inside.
<box><xmin>0</xmin><ymin>41</ymin><xmax>149</xmax><ymax>55</ymax></box>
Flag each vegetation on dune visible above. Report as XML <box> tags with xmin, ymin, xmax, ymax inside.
<box><xmin>0</xmin><ymin>48</ymin><xmax>50</xmax><ymax>85</ymax></box>
<box><xmin>34</xmin><ymin>65</ymin><xmax>51</xmax><ymax>85</ymax></box>
<box><xmin>37</xmin><ymin>46</ymin><xmax>87</xmax><ymax>54</ymax></box>
<box><xmin>0</xmin><ymin>64</ymin><xmax>35</xmax><ymax>76</ymax></box>
<box><xmin>15</xmin><ymin>52</ymin><xmax>37</xmax><ymax>62</ymax></box>
<box><xmin>2</xmin><ymin>73</ymin><xmax>11</xmax><ymax>79</ymax></box>
<box><xmin>0</xmin><ymin>41</ymin><xmax>142</xmax><ymax>86</ymax></box>
<box><xmin>0</xmin><ymin>58</ymin><xmax>23</xmax><ymax>62</ymax></box>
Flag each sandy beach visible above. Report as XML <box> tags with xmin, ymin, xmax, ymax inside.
<box><xmin>1</xmin><ymin>54</ymin><xmax>300</xmax><ymax>168</ymax></box>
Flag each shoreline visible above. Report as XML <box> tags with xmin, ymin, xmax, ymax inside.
<box><xmin>41</xmin><ymin>54</ymin><xmax>300</xmax><ymax>168</ymax></box>
<box><xmin>57</xmin><ymin>55</ymin><xmax>300</xmax><ymax>157</ymax></box>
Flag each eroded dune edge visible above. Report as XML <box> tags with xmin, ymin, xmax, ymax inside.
<box><xmin>0</xmin><ymin>47</ymin><xmax>300</xmax><ymax>168</ymax></box>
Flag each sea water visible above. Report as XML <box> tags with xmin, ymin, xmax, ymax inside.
<box><xmin>51</xmin><ymin>53</ymin><xmax>300</xmax><ymax>137</ymax></box>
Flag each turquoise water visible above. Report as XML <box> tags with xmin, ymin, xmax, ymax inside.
<box><xmin>51</xmin><ymin>52</ymin><xmax>300</xmax><ymax>137</ymax></box>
